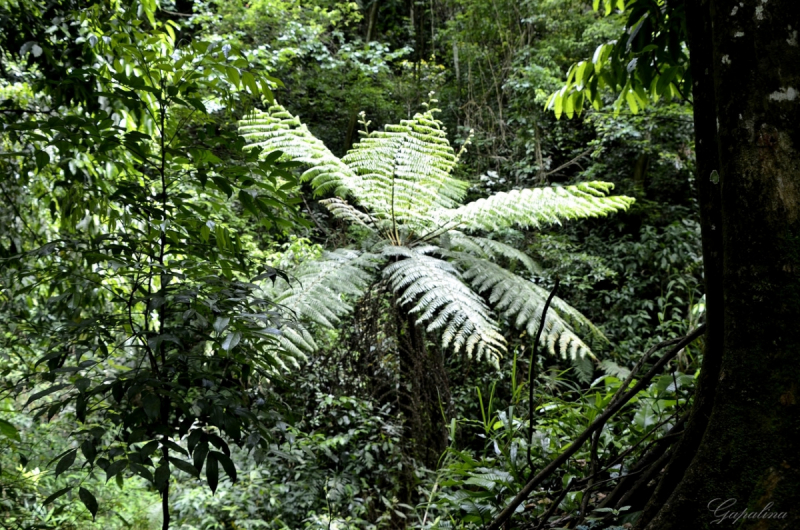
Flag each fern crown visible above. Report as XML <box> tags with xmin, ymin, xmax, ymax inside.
<box><xmin>239</xmin><ymin>104</ymin><xmax>634</xmax><ymax>372</ymax></box>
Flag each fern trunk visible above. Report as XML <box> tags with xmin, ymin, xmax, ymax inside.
<box><xmin>639</xmin><ymin>1</ymin><xmax>800</xmax><ymax>528</ymax></box>
<box><xmin>395</xmin><ymin>303</ymin><xmax>451</xmax><ymax>469</ymax></box>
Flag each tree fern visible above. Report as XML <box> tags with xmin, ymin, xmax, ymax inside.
<box><xmin>240</xmin><ymin>103</ymin><xmax>634</xmax><ymax>367</ymax></box>
<box><xmin>444</xmin><ymin>231</ymin><xmax>543</xmax><ymax>275</ymax></box>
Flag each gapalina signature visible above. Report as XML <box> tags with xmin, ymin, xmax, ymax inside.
<box><xmin>708</xmin><ymin>498</ymin><xmax>788</xmax><ymax>524</ymax></box>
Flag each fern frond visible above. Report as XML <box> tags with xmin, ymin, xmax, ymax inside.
<box><xmin>432</xmin><ymin>182</ymin><xmax>634</xmax><ymax>232</ymax></box>
<box><xmin>449</xmin><ymin>251</ymin><xmax>604</xmax><ymax>360</ymax></box>
<box><xmin>318</xmin><ymin>197</ymin><xmax>376</xmax><ymax>232</ymax></box>
<box><xmin>265</xmin><ymin>249</ymin><xmax>380</xmax><ymax>354</ymax></box>
<box><xmin>240</xmin><ymin>105</ymin><xmax>470</xmax><ymax>232</ymax></box>
<box><xmin>239</xmin><ymin>105</ymin><xmax>360</xmax><ymax>197</ymax></box>
<box><xmin>445</xmin><ymin>232</ymin><xmax>542</xmax><ymax>274</ymax></box>
<box><xmin>572</xmin><ymin>354</ymin><xmax>594</xmax><ymax>383</ymax></box>
<box><xmin>381</xmin><ymin>245</ymin><xmax>506</xmax><ymax>364</ymax></box>
<box><xmin>599</xmin><ymin>359</ymin><xmax>631</xmax><ymax>379</ymax></box>
<box><xmin>342</xmin><ymin>112</ymin><xmax>470</xmax><ymax>228</ymax></box>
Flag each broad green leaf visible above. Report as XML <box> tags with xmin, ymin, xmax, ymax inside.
<box><xmin>193</xmin><ymin>441</ymin><xmax>209</xmax><ymax>472</ymax></box>
<box><xmin>656</xmin><ymin>65</ymin><xmax>680</xmax><ymax>96</ymax></box>
<box><xmin>259</xmin><ymin>77</ymin><xmax>274</xmax><ymax>103</ymax></box>
<box><xmin>25</xmin><ymin>384</ymin><xmax>68</xmax><ymax>406</ymax></box>
<box><xmin>169</xmin><ymin>457</ymin><xmax>200</xmax><ymax>477</ymax></box>
<box><xmin>242</xmin><ymin>71</ymin><xmax>259</xmax><ymax>96</ymax></box>
<box><xmin>105</xmin><ymin>459</ymin><xmax>127</xmax><ymax>482</ymax></box>
<box><xmin>140</xmin><ymin>440</ymin><xmax>159</xmax><ymax>458</ymax></box>
<box><xmin>211</xmin><ymin>176</ymin><xmax>233</xmax><ymax>198</ymax></box>
<box><xmin>213</xmin><ymin>316</ymin><xmax>230</xmax><ymax>334</ymax></box>
<box><xmin>55</xmin><ymin>449</ymin><xmax>77</xmax><ymax>478</ymax></box>
<box><xmin>0</xmin><ymin>419</ymin><xmax>20</xmax><ymax>441</ymax></box>
<box><xmin>34</xmin><ymin>149</ymin><xmax>50</xmax><ymax>172</ymax></box>
<box><xmin>161</xmin><ymin>438</ymin><xmax>188</xmax><ymax>456</ymax></box>
<box><xmin>74</xmin><ymin>377</ymin><xmax>91</xmax><ymax>393</ymax></box>
<box><xmin>554</xmin><ymin>91</ymin><xmax>564</xmax><ymax>119</ymax></box>
<box><xmin>79</xmin><ymin>487</ymin><xmax>98</xmax><ymax>520</ymax></box>
<box><xmin>211</xmin><ymin>450</ymin><xmax>237</xmax><ymax>483</ymax></box>
<box><xmin>238</xmin><ymin>190</ymin><xmax>258</xmax><ymax>215</ymax></box>
<box><xmin>574</xmin><ymin>91</ymin><xmax>586</xmax><ymax>116</ymax></box>
<box><xmin>43</xmin><ymin>486</ymin><xmax>73</xmax><ymax>505</ymax></box>
<box><xmin>625</xmin><ymin>89</ymin><xmax>639</xmax><ymax>113</ymax></box>
<box><xmin>206</xmin><ymin>452</ymin><xmax>219</xmax><ymax>494</ymax></box>
<box><xmin>221</xmin><ymin>331</ymin><xmax>241</xmax><ymax>351</ymax></box>
<box><xmin>576</xmin><ymin>61</ymin><xmax>591</xmax><ymax>89</ymax></box>
<box><xmin>565</xmin><ymin>92</ymin><xmax>575</xmax><ymax>119</ymax></box>
<box><xmin>225</xmin><ymin>66</ymin><xmax>240</xmax><ymax>88</ymax></box>
<box><xmin>634</xmin><ymin>84</ymin><xmax>648</xmax><ymax>105</ymax></box>
<box><xmin>185</xmin><ymin>98</ymin><xmax>207</xmax><ymax>112</ymax></box>
<box><xmin>81</xmin><ymin>439</ymin><xmax>96</xmax><ymax>464</ymax></box>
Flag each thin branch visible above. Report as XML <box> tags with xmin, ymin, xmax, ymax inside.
<box><xmin>612</xmin><ymin>443</ymin><xmax>674</xmax><ymax>510</ymax></box>
<box><xmin>0</xmin><ymin>183</ymin><xmax>43</xmax><ymax>248</ymax></box>
<box><xmin>576</xmin><ymin>409</ymin><xmax>687</xmax><ymax>488</ymax></box>
<box><xmin>302</xmin><ymin>195</ymin><xmax>330</xmax><ymax>236</ymax></box>
<box><xmin>484</xmin><ymin>324</ymin><xmax>705</xmax><ymax>530</ymax></box>
<box><xmin>577</xmin><ymin>428</ymin><xmax>602</xmax><ymax>526</ymax></box>
<box><xmin>528</xmin><ymin>279</ymin><xmax>560</xmax><ymax>473</ymax></box>
<box><xmin>608</xmin><ymin>334</ymin><xmax>688</xmax><ymax>409</ymax></box>
<box><xmin>162</xmin><ymin>9</ymin><xmax>193</xmax><ymax>16</ymax></box>
<box><xmin>532</xmin><ymin>477</ymin><xmax>574</xmax><ymax>530</ymax></box>
<box><xmin>543</xmin><ymin>148</ymin><xmax>593</xmax><ymax>178</ymax></box>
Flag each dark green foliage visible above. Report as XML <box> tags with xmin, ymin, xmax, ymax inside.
<box><xmin>0</xmin><ymin>2</ymin><xmax>307</xmax><ymax>526</ymax></box>
<box><xmin>1</xmin><ymin>0</ymin><xmax>711</xmax><ymax>529</ymax></box>
<box><xmin>548</xmin><ymin>0</ymin><xmax>690</xmax><ymax>117</ymax></box>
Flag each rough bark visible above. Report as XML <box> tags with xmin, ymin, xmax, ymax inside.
<box><xmin>635</xmin><ymin>0</ymin><xmax>726</xmax><ymax>524</ymax></box>
<box><xmin>642</xmin><ymin>1</ymin><xmax>800</xmax><ymax>528</ymax></box>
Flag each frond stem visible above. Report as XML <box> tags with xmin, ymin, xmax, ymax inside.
<box><xmin>407</xmin><ymin>219</ymin><xmax>462</xmax><ymax>247</ymax></box>
<box><xmin>527</xmin><ymin>279</ymin><xmax>559</xmax><ymax>474</ymax></box>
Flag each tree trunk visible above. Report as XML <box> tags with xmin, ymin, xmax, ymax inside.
<box><xmin>635</xmin><ymin>0</ymin><xmax>725</xmax><ymax>523</ymax></box>
<box><xmin>641</xmin><ymin>1</ymin><xmax>800</xmax><ymax>528</ymax></box>
<box><xmin>632</xmin><ymin>152</ymin><xmax>650</xmax><ymax>196</ymax></box>
<box><xmin>366</xmin><ymin>0</ymin><xmax>380</xmax><ymax>42</ymax></box>
<box><xmin>396</xmin><ymin>309</ymin><xmax>450</xmax><ymax>468</ymax></box>
<box><xmin>391</xmin><ymin>302</ymin><xmax>451</xmax><ymax>515</ymax></box>
<box><xmin>344</xmin><ymin>110</ymin><xmax>358</xmax><ymax>154</ymax></box>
